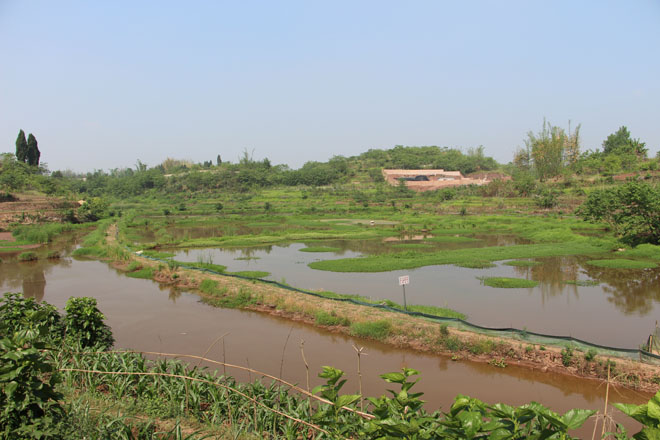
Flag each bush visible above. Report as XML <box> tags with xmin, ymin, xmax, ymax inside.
<box><xmin>315</xmin><ymin>311</ymin><xmax>350</xmax><ymax>327</ymax></box>
<box><xmin>64</xmin><ymin>297</ymin><xmax>114</xmax><ymax>349</ymax></box>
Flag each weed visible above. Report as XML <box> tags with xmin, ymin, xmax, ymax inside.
<box><xmin>315</xmin><ymin>311</ymin><xmax>351</xmax><ymax>327</ymax></box>
<box><xmin>440</xmin><ymin>323</ymin><xmax>449</xmax><ymax>337</ymax></box>
<box><xmin>561</xmin><ymin>345</ymin><xmax>574</xmax><ymax>367</ymax></box>
<box><xmin>350</xmin><ymin>320</ymin><xmax>391</xmax><ymax>340</ymax></box>
<box><xmin>489</xmin><ymin>358</ymin><xmax>507</xmax><ymax>368</ymax></box>
<box><xmin>585</xmin><ymin>348</ymin><xmax>597</xmax><ymax>362</ymax></box>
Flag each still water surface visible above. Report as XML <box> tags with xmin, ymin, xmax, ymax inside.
<box><xmin>168</xmin><ymin>242</ymin><xmax>660</xmax><ymax>348</ymax></box>
<box><xmin>0</xmin><ymin>247</ymin><xmax>651</xmax><ymax>433</ymax></box>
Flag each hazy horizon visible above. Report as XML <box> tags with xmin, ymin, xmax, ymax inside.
<box><xmin>2</xmin><ymin>1</ymin><xmax>659</xmax><ymax>173</ymax></box>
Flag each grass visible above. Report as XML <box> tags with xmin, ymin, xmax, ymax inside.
<box><xmin>315</xmin><ymin>310</ymin><xmax>351</xmax><ymax>326</ymax></box>
<box><xmin>176</xmin><ymin>260</ymin><xmax>227</xmax><ymax>273</ymax></box>
<box><xmin>230</xmin><ymin>270</ymin><xmax>270</xmax><ymax>278</ymax></box>
<box><xmin>72</xmin><ymin>246</ymin><xmax>107</xmax><ymax>258</ymax></box>
<box><xmin>350</xmin><ymin>320</ymin><xmax>391</xmax><ymax>340</ymax></box>
<box><xmin>0</xmin><ymin>247</ymin><xmax>23</xmax><ymax>253</ymax></box>
<box><xmin>299</xmin><ymin>246</ymin><xmax>341</xmax><ymax>253</ymax></box>
<box><xmin>18</xmin><ymin>251</ymin><xmax>38</xmax><ymax>261</ymax></box>
<box><xmin>478</xmin><ymin>277</ymin><xmax>539</xmax><ymax>288</ymax></box>
<box><xmin>125</xmin><ymin>267</ymin><xmax>155</xmax><ymax>279</ymax></box>
<box><xmin>622</xmin><ymin>244</ymin><xmax>660</xmax><ymax>261</ymax></box>
<box><xmin>503</xmin><ymin>260</ymin><xmax>541</xmax><ymax>267</ymax></box>
<box><xmin>11</xmin><ymin>223</ymin><xmax>82</xmax><ymax>244</ymax></box>
<box><xmin>309</xmin><ymin>241</ymin><xmax>613</xmax><ymax>273</ymax></box>
<box><xmin>425</xmin><ymin>235</ymin><xmax>481</xmax><ymax>243</ymax></box>
<box><xmin>141</xmin><ymin>250</ymin><xmax>176</xmax><ymax>259</ymax></box>
<box><xmin>586</xmin><ymin>259</ymin><xmax>658</xmax><ymax>269</ymax></box>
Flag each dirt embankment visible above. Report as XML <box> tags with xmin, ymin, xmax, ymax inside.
<box><xmin>102</xmin><ymin>224</ymin><xmax>660</xmax><ymax>395</ymax></box>
<box><xmin>0</xmin><ymin>193</ymin><xmax>78</xmax><ymax>231</ymax></box>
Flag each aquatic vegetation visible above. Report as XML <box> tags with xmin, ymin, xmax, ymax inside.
<box><xmin>309</xmin><ymin>241</ymin><xmax>612</xmax><ymax>272</ymax></box>
<box><xmin>299</xmin><ymin>246</ymin><xmax>342</xmax><ymax>252</ymax></box>
<box><xmin>230</xmin><ymin>270</ymin><xmax>270</xmax><ymax>279</ymax></box>
<box><xmin>586</xmin><ymin>259</ymin><xmax>657</xmax><ymax>269</ymax></box>
<box><xmin>478</xmin><ymin>277</ymin><xmax>539</xmax><ymax>288</ymax></box>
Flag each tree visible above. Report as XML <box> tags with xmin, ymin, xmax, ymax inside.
<box><xmin>577</xmin><ymin>180</ymin><xmax>660</xmax><ymax>245</ymax></box>
<box><xmin>15</xmin><ymin>130</ymin><xmax>27</xmax><ymax>163</ymax></box>
<box><xmin>25</xmin><ymin>133</ymin><xmax>40</xmax><ymax>166</ymax></box>
<box><xmin>526</xmin><ymin>120</ymin><xmax>566</xmax><ymax>181</ymax></box>
<box><xmin>522</xmin><ymin>120</ymin><xmax>581</xmax><ymax>180</ymax></box>
<box><xmin>602</xmin><ymin>126</ymin><xmax>647</xmax><ymax>158</ymax></box>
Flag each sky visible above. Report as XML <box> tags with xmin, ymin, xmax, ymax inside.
<box><xmin>1</xmin><ymin>1</ymin><xmax>659</xmax><ymax>172</ymax></box>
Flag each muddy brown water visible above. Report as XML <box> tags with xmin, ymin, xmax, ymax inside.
<box><xmin>0</xmin><ymin>248</ymin><xmax>651</xmax><ymax>436</ymax></box>
<box><xmin>168</xmin><ymin>243</ymin><xmax>660</xmax><ymax>348</ymax></box>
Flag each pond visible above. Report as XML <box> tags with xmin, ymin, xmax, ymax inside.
<box><xmin>167</xmin><ymin>242</ymin><xmax>660</xmax><ymax>348</ymax></box>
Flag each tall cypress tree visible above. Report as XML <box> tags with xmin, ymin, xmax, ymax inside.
<box><xmin>26</xmin><ymin>133</ymin><xmax>41</xmax><ymax>166</ymax></box>
<box><xmin>15</xmin><ymin>129</ymin><xmax>28</xmax><ymax>163</ymax></box>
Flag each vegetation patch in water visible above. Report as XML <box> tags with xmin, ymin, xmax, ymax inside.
<box><xmin>586</xmin><ymin>259</ymin><xmax>657</xmax><ymax>269</ymax></box>
<box><xmin>125</xmin><ymin>267</ymin><xmax>155</xmax><ymax>279</ymax></box>
<box><xmin>299</xmin><ymin>246</ymin><xmax>341</xmax><ymax>252</ymax></box>
<box><xmin>18</xmin><ymin>251</ymin><xmax>38</xmax><ymax>261</ymax></box>
<box><xmin>231</xmin><ymin>270</ymin><xmax>270</xmax><ymax>279</ymax></box>
<box><xmin>309</xmin><ymin>241</ymin><xmax>612</xmax><ymax>273</ymax></box>
<box><xmin>504</xmin><ymin>259</ymin><xmax>542</xmax><ymax>267</ymax></box>
<box><xmin>564</xmin><ymin>280</ymin><xmax>600</xmax><ymax>287</ymax></box>
<box><xmin>141</xmin><ymin>250</ymin><xmax>175</xmax><ymax>259</ymax></box>
<box><xmin>479</xmin><ymin>277</ymin><xmax>539</xmax><ymax>288</ymax></box>
<box><xmin>176</xmin><ymin>260</ymin><xmax>227</xmax><ymax>273</ymax></box>
<box><xmin>456</xmin><ymin>260</ymin><xmax>496</xmax><ymax>269</ymax></box>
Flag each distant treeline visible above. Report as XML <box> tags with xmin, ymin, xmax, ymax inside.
<box><xmin>64</xmin><ymin>146</ymin><xmax>499</xmax><ymax>197</ymax></box>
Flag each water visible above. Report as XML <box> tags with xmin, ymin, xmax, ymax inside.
<box><xmin>0</xmin><ymin>241</ymin><xmax>652</xmax><ymax>436</ymax></box>
<box><xmin>167</xmin><ymin>243</ymin><xmax>660</xmax><ymax>348</ymax></box>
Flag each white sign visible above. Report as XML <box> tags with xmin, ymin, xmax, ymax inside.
<box><xmin>398</xmin><ymin>275</ymin><xmax>410</xmax><ymax>286</ymax></box>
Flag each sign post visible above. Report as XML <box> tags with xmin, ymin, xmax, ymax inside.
<box><xmin>398</xmin><ymin>275</ymin><xmax>409</xmax><ymax>311</ymax></box>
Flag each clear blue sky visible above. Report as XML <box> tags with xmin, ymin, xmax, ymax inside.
<box><xmin>1</xmin><ymin>1</ymin><xmax>659</xmax><ymax>172</ymax></box>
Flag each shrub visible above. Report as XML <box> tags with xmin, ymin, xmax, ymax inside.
<box><xmin>64</xmin><ymin>297</ymin><xmax>114</xmax><ymax>349</ymax></box>
<box><xmin>561</xmin><ymin>345</ymin><xmax>574</xmax><ymax>367</ymax></box>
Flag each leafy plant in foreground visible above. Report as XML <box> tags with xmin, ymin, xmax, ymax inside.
<box><xmin>64</xmin><ymin>297</ymin><xmax>114</xmax><ymax>349</ymax></box>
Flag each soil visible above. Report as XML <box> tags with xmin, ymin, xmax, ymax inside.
<box><xmin>0</xmin><ymin>193</ymin><xmax>78</xmax><ymax>231</ymax></box>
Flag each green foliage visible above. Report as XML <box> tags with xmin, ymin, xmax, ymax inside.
<box><xmin>314</xmin><ymin>310</ymin><xmax>351</xmax><ymax>327</ymax></box>
<box><xmin>15</xmin><ymin>130</ymin><xmax>28</xmax><ymax>163</ymax></box>
<box><xmin>26</xmin><ymin>133</ymin><xmax>41</xmax><ymax>166</ymax></box>
<box><xmin>0</xmin><ymin>322</ymin><xmax>65</xmax><ymax>439</ymax></box>
<box><xmin>603</xmin><ymin>126</ymin><xmax>648</xmax><ymax>158</ymax></box>
<box><xmin>299</xmin><ymin>246</ymin><xmax>341</xmax><ymax>253</ymax></box>
<box><xmin>64</xmin><ymin>297</ymin><xmax>114</xmax><ymax>349</ymax></box>
<box><xmin>125</xmin><ymin>267</ymin><xmax>156</xmax><ymax>279</ymax></box>
<box><xmin>349</xmin><ymin>320</ymin><xmax>391</xmax><ymax>340</ymax></box>
<box><xmin>586</xmin><ymin>259</ymin><xmax>657</xmax><ymax>269</ymax></box>
<box><xmin>577</xmin><ymin>180</ymin><xmax>660</xmax><ymax>245</ymax></box>
<box><xmin>18</xmin><ymin>251</ymin><xmax>38</xmax><ymax>261</ymax></box>
<box><xmin>230</xmin><ymin>270</ymin><xmax>270</xmax><ymax>278</ymax></box>
<box><xmin>561</xmin><ymin>345</ymin><xmax>574</xmax><ymax>366</ymax></box>
<box><xmin>525</xmin><ymin>119</ymin><xmax>580</xmax><ymax>181</ymax></box>
<box><xmin>479</xmin><ymin>277</ymin><xmax>539</xmax><ymax>288</ymax></box>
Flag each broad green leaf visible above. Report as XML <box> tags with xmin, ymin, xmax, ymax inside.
<box><xmin>335</xmin><ymin>394</ymin><xmax>361</xmax><ymax>409</ymax></box>
<box><xmin>380</xmin><ymin>372</ymin><xmax>406</xmax><ymax>383</ymax></box>
<box><xmin>562</xmin><ymin>409</ymin><xmax>596</xmax><ymax>430</ymax></box>
<box><xmin>635</xmin><ymin>426</ymin><xmax>660</xmax><ymax>440</ymax></box>
<box><xmin>489</xmin><ymin>428</ymin><xmax>514</xmax><ymax>440</ymax></box>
